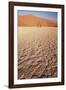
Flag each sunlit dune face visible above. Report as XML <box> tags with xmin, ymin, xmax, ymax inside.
<box><xmin>18</xmin><ymin>15</ymin><xmax>57</xmax><ymax>27</ymax></box>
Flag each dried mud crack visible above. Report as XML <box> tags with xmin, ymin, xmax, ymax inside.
<box><xmin>18</xmin><ymin>27</ymin><xmax>57</xmax><ymax>79</ymax></box>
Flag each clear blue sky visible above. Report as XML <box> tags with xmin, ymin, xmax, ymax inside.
<box><xmin>18</xmin><ymin>10</ymin><xmax>57</xmax><ymax>20</ymax></box>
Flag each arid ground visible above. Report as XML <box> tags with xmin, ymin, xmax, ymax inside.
<box><xmin>18</xmin><ymin>27</ymin><xmax>57</xmax><ymax>79</ymax></box>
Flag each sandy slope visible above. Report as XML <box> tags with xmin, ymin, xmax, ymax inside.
<box><xmin>18</xmin><ymin>15</ymin><xmax>57</xmax><ymax>27</ymax></box>
<box><xmin>18</xmin><ymin>27</ymin><xmax>57</xmax><ymax>79</ymax></box>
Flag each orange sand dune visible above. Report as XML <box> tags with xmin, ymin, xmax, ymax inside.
<box><xmin>18</xmin><ymin>15</ymin><xmax>57</xmax><ymax>27</ymax></box>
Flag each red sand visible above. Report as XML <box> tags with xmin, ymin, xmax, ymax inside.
<box><xmin>18</xmin><ymin>15</ymin><xmax>57</xmax><ymax>27</ymax></box>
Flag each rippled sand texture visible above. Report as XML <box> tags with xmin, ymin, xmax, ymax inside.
<box><xmin>18</xmin><ymin>27</ymin><xmax>57</xmax><ymax>79</ymax></box>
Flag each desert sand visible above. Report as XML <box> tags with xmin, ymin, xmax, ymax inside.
<box><xmin>18</xmin><ymin>15</ymin><xmax>57</xmax><ymax>27</ymax></box>
<box><xmin>18</xmin><ymin>27</ymin><xmax>57</xmax><ymax>79</ymax></box>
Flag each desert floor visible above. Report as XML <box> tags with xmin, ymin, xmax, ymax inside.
<box><xmin>18</xmin><ymin>27</ymin><xmax>57</xmax><ymax>79</ymax></box>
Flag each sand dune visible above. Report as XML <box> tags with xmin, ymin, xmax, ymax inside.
<box><xmin>18</xmin><ymin>15</ymin><xmax>57</xmax><ymax>27</ymax></box>
<box><xmin>18</xmin><ymin>27</ymin><xmax>57</xmax><ymax>79</ymax></box>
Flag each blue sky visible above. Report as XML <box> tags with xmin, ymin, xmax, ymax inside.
<box><xmin>18</xmin><ymin>10</ymin><xmax>57</xmax><ymax>20</ymax></box>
